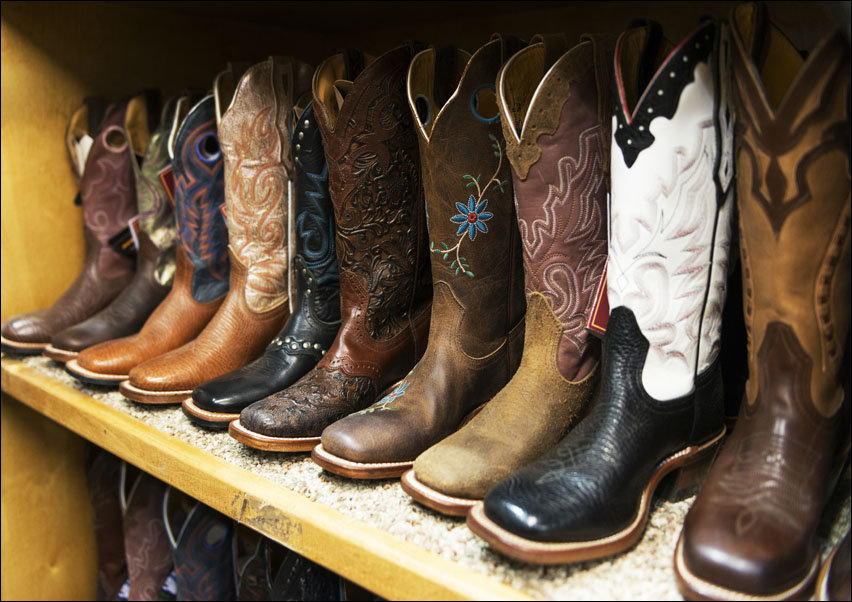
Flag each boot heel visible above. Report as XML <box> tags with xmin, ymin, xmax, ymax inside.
<box><xmin>662</xmin><ymin>432</ymin><xmax>724</xmax><ymax>502</ymax></box>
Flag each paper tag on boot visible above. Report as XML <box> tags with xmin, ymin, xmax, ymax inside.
<box><xmin>107</xmin><ymin>217</ymin><xmax>140</xmax><ymax>258</ymax></box>
<box><xmin>586</xmin><ymin>260</ymin><xmax>609</xmax><ymax>337</ymax></box>
<box><xmin>157</xmin><ymin>165</ymin><xmax>176</xmax><ymax>208</ymax></box>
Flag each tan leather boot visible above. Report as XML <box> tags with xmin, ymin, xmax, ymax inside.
<box><xmin>121</xmin><ymin>57</ymin><xmax>312</xmax><ymax>404</ymax></box>
<box><xmin>675</xmin><ymin>5</ymin><xmax>851</xmax><ymax>600</ymax></box>
<box><xmin>400</xmin><ymin>33</ymin><xmax>613</xmax><ymax>513</ymax></box>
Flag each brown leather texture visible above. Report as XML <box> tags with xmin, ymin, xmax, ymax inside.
<box><xmin>123</xmin><ymin>473</ymin><xmax>173</xmax><ymax>601</ymax></box>
<box><xmin>2</xmin><ymin>98</ymin><xmax>141</xmax><ymax>346</ymax></box>
<box><xmin>411</xmin><ymin>35</ymin><xmax>612</xmax><ymax>500</ymax></box>
<box><xmin>128</xmin><ymin>249</ymin><xmax>289</xmax><ymax>392</ymax></box>
<box><xmin>320</xmin><ymin>36</ymin><xmax>527</xmax><ymax>465</ymax></box>
<box><xmin>76</xmin><ymin>248</ymin><xmax>222</xmax><ymax>376</ymax></box>
<box><xmin>237</xmin><ymin>45</ymin><xmax>431</xmax><ymax>440</ymax></box>
<box><xmin>677</xmin><ymin>8</ymin><xmax>851</xmax><ymax>599</ymax></box>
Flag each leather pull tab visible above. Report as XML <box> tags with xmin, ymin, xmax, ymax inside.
<box><xmin>83</xmin><ymin>96</ymin><xmax>108</xmax><ymax>136</ymax></box>
<box><xmin>433</xmin><ymin>44</ymin><xmax>457</xmax><ymax>109</ymax></box>
<box><xmin>626</xmin><ymin>18</ymin><xmax>663</xmax><ymax>96</ymax></box>
<box><xmin>339</xmin><ymin>48</ymin><xmax>365</xmax><ymax>81</ymax></box>
<box><xmin>491</xmin><ymin>33</ymin><xmax>525</xmax><ymax>65</ymax></box>
<box><xmin>531</xmin><ymin>33</ymin><xmax>571</xmax><ymax>71</ymax></box>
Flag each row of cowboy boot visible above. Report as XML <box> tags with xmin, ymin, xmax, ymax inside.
<box><xmin>230</xmin><ymin>44</ymin><xmax>433</xmax><ymax>451</ymax></box>
<box><xmin>675</xmin><ymin>3</ymin><xmax>851</xmax><ymax>600</ymax></box>
<box><xmin>468</xmin><ymin>16</ymin><xmax>735</xmax><ymax>562</ymax></box>
<box><xmin>401</xmin><ymin>32</ymin><xmax>613</xmax><ymax>513</ymax></box>
<box><xmin>121</xmin><ymin>57</ymin><xmax>313</xmax><ymax>405</ymax></box>
<box><xmin>70</xmin><ymin>92</ymin><xmax>229</xmax><ymax>385</ymax></box>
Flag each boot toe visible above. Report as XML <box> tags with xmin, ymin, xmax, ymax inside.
<box><xmin>239</xmin><ymin>398</ymin><xmax>293</xmax><ymax>437</ymax></box>
<box><xmin>414</xmin><ymin>442</ymin><xmax>495</xmax><ymax>499</ymax></box>
<box><xmin>2</xmin><ymin>311</ymin><xmax>52</xmax><ymax>343</ymax></box>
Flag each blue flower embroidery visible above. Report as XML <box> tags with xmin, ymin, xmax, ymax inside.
<box><xmin>357</xmin><ymin>380</ymin><xmax>409</xmax><ymax>414</ymax></box>
<box><xmin>451</xmin><ymin>195</ymin><xmax>493</xmax><ymax>241</ymax></box>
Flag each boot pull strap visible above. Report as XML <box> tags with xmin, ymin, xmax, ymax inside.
<box><xmin>530</xmin><ymin>33</ymin><xmax>571</xmax><ymax>72</ymax></box>
<box><xmin>490</xmin><ymin>32</ymin><xmax>526</xmax><ymax>65</ymax></box>
<box><xmin>433</xmin><ymin>44</ymin><xmax>458</xmax><ymax>109</ymax></box>
<box><xmin>582</xmin><ymin>33</ymin><xmax>617</xmax><ymax>188</ymax></box>
<box><xmin>626</xmin><ymin>18</ymin><xmax>663</xmax><ymax>96</ymax></box>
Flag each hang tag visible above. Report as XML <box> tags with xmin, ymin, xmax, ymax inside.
<box><xmin>158</xmin><ymin>165</ymin><xmax>176</xmax><ymax>208</ymax></box>
<box><xmin>586</xmin><ymin>260</ymin><xmax>609</xmax><ymax>337</ymax></box>
<box><xmin>128</xmin><ymin>216</ymin><xmax>141</xmax><ymax>250</ymax></box>
<box><xmin>107</xmin><ymin>218</ymin><xmax>140</xmax><ymax>258</ymax></box>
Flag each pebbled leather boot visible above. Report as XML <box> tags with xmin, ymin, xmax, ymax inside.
<box><xmin>230</xmin><ymin>45</ymin><xmax>432</xmax><ymax>452</ymax></box>
<box><xmin>61</xmin><ymin>97</ymin><xmax>180</xmax><ymax>374</ymax></box>
<box><xmin>674</xmin><ymin>5</ymin><xmax>851</xmax><ymax>600</ymax></box>
<box><xmin>400</xmin><ymin>33</ymin><xmax>612</xmax><ymax>513</ymax></box>
<box><xmin>1</xmin><ymin>96</ymin><xmax>130</xmax><ymax>356</ymax></box>
<box><xmin>121</xmin><ymin>57</ymin><xmax>313</xmax><ymax>405</ymax></box>
<box><xmin>311</xmin><ymin>35</ymin><xmax>527</xmax><ymax>479</ymax></box>
<box><xmin>183</xmin><ymin>97</ymin><xmax>341</xmax><ymax>429</ymax></box>
<box><xmin>68</xmin><ymin>91</ymin><xmax>229</xmax><ymax>385</ymax></box>
<box><xmin>468</xmin><ymin>18</ymin><xmax>735</xmax><ymax>563</ymax></box>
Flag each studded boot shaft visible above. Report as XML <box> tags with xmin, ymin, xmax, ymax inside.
<box><xmin>675</xmin><ymin>5</ymin><xmax>850</xmax><ymax>599</ymax></box>
<box><xmin>231</xmin><ymin>45</ymin><xmax>431</xmax><ymax>451</ymax></box>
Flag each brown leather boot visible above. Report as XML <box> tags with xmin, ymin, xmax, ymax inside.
<box><xmin>311</xmin><ymin>35</ymin><xmax>527</xmax><ymax>479</ymax></box>
<box><xmin>121</xmin><ymin>57</ymin><xmax>312</xmax><ymax>405</ymax></box>
<box><xmin>57</xmin><ymin>96</ymin><xmax>180</xmax><ymax>369</ymax></box>
<box><xmin>67</xmin><ymin>92</ymin><xmax>227</xmax><ymax>386</ymax></box>
<box><xmin>230</xmin><ymin>45</ymin><xmax>432</xmax><ymax>451</ymax></box>
<box><xmin>675</xmin><ymin>5</ymin><xmax>851</xmax><ymax>600</ymax></box>
<box><xmin>399</xmin><ymin>33</ymin><xmax>613</xmax><ymax>511</ymax></box>
<box><xmin>0</xmin><ymin>96</ymin><xmax>139</xmax><ymax>356</ymax></box>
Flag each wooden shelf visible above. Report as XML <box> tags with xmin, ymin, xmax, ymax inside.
<box><xmin>1</xmin><ymin>358</ymin><xmax>530</xmax><ymax>601</ymax></box>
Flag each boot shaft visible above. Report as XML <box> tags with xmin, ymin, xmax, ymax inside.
<box><xmin>218</xmin><ymin>56</ymin><xmax>313</xmax><ymax>314</ymax></box>
<box><xmin>171</xmin><ymin>95</ymin><xmax>229</xmax><ymax>304</ymax></box>
<box><xmin>313</xmin><ymin>45</ymin><xmax>431</xmax><ymax>343</ymax></box>
<box><xmin>609</xmin><ymin>19</ymin><xmax>735</xmax><ymax>401</ymax></box>
<box><xmin>409</xmin><ymin>35</ymin><xmax>526</xmax><ymax>357</ymax></box>
<box><xmin>65</xmin><ymin>96</ymin><xmax>107</xmax><ymax>184</ymax></box>
<box><xmin>730</xmin><ymin>3</ymin><xmax>851</xmax><ymax>416</ymax></box>
<box><xmin>498</xmin><ymin>33</ymin><xmax>614</xmax><ymax>381</ymax></box>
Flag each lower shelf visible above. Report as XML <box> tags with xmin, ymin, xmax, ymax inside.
<box><xmin>2</xmin><ymin>355</ymin><xmax>849</xmax><ymax>601</ymax></box>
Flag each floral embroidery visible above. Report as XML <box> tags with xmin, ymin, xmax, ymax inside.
<box><xmin>430</xmin><ymin>134</ymin><xmax>508</xmax><ymax>278</ymax></box>
<box><xmin>356</xmin><ymin>376</ymin><xmax>411</xmax><ymax>414</ymax></box>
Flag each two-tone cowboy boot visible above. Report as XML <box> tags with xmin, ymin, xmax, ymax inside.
<box><xmin>121</xmin><ymin>57</ymin><xmax>313</xmax><ymax>405</ymax></box>
<box><xmin>469</xmin><ymin>17</ymin><xmax>735</xmax><ymax>563</ymax></box>
<box><xmin>311</xmin><ymin>35</ymin><xmax>527</xmax><ymax>479</ymax></box>
<box><xmin>401</xmin><ymin>33</ymin><xmax>612</xmax><ymax>514</ymax></box>
<box><xmin>675</xmin><ymin>4</ymin><xmax>851</xmax><ymax>599</ymax></box>
<box><xmin>64</xmin><ymin>97</ymin><xmax>183</xmax><ymax>382</ymax></box>
<box><xmin>230</xmin><ymin>45</ymin><xmax>432</xmax><ymax>452</ymax></box>
<box><xmin>69</xmin><ymin>92</ymin><xmax>229</xmax><ymax>386</ymax></box>
<box><xmin>183</xmin><ymin>96</ymin><xmax>341</xmax><ymax>429</ymax></box>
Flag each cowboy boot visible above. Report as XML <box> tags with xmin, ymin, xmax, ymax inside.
<box><xmin>400</xmin><ymin>33</ymin><xmax>612</xmax><ymax>514</ymax></box>
<box><xmin>311</xmin><ymin>35</ymin><xmax>527</xmax><ymax>480</ymax></box>
<box><xmin>121</xmin><ymin>57</ymin><xmax>313</xmax><ymax>405</ymax></box>
<box><xmin>62</xmin><ymin>97</ymin><xmax>180</xmax><ymax>377</ymax></box>
<box><xmin>183</xmin><ymin>96</ymin><xmax>341</xmax><ymax>429</ymax></box>
<box><xmin>1</xmin><ymin>96</ymin><xmax>132</xmax><ymax>356</ymax></box>
<box><xmin>85</xmin><ymin>449</ymin><xmax>127</xmax><ymax>601</ymax></box>
<box><xmin>230</xmin><ymin>45</ymin><xmax>432</xmax><ymax>452</ymax></box>
<box><xmin>468</xmin><ymin>17</ymin><xmax>735</xmax><ymax>563</ymax></box>
<box><xmin>233</xmin><ymin>526</ymin><xmax>273</xmax><ymax>601</ymax></box>
<box><xmin>120</xmin><ymin>465</ymin><xmax>173</xmax><ymax>601</ymax></box>
<box><xmin>69</xmin><ymin>92</ymin><xmax>230</xmax><ymax>387</ymax></box>
<box><xmin>674</xmin><ymin>5</ymin><xmax>851</xmax><ymax>599</ymax></box>
<box><xmin>163</xmin><ymin>487</ymin><xmax>236</xmax><ymax>601</ymax></box>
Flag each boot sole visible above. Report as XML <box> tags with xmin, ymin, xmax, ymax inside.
<box><xmin>400</xmin><ymin>470</ymin><xmax>479</xmax><ymax>516</ymax></box>
<box><xmin>65</xmin><ymin>359</ymin><xmax>128</xmax><ymax>386</ymax></box>
<box><xmin>466</xmin><ymin>429</ymin><xmax>725</xmax><ymax>564</ymax></box>
<box><xmin>181</xmin><ymin>398</ymin><xmax>238</xmax><ymax>430</ymax></box>
<box><xmin>311</xmin><ymin>444</ymin><xmax>412</xmax><ymax>479</ymax></box>
<box><xmin>0</xmin><ymin>335</ymin><xmax>49</xmax><ymax>355</ymax></box>
<box><xmin>119</xmin><ymin>380</ymin><xmax>192</xmax><ymax>405</ymax></box>
<box><xmin>228</xmin><ymin>419</ymin><xmax>318</xmax><ymax>452</ymax></box>
<box><xmin>43</xmin><ymin>344</ymin><xmax>78</xmax><ymax>363</ymax></box>
<box><xmin>673</xmin><ymin>530</ymin><xmax>819</xmax><ymax>601</ymax></box>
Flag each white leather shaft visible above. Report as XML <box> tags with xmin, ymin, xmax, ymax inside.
<box><xmin>609</xmin><ymin>54</ymin><xmax>733</xmax><ymax>401</ymax></box>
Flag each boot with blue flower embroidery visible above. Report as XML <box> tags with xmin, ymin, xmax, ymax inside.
<box><xmin>312</xmin><ymin>34</ymin><xmax>528</xmax><ymax>479</ymax></box>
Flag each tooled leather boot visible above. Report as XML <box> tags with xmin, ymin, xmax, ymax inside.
<box><xmin>311</xmin><ymin>35</ymin><xmax>527</xmax><ymax>479</ymax></box>
<box><xmin>61</xmin><ymin>97</ymin><xmax>180</xmax><ymax>376</ymax></box>
<box><xmin>400</xmin><ymin>33</ymin><xmax>612</xmax><ymax>514</ymax></box>
<box><xmin>121</xmin><ymin>57</ymin><xmax>313</xmax><ymax>405</ymax></box>
<box><xmin>44</xmin><ymin>92</ymin><xmax>160</xmax><ymax>362</ymax></box>
<box><xmin>674</xmin><ymin>5</ymin><xmax>851</xmax><ymax>600</ymax></box>
<box><xmin>1</xmin><ymin>96</ymin><xmax>132</xmax><ymax>356</ymax></box>
<box><xmin>183</xmin><ymin>97</ymin><xmax>341</xmax><ymax>429</ymax></box>
<box><xmin>468</xmin><ymin>18</ymin><xmax>735</xmax><ymax>563</ymax></box>
<box><xmin>230</xmin><ymin>45</ymin><xmax>432</xmax><ymax>452</ymax></box>
<box><xmin>68</xmin><ymin>92</ymin><xmax>230</xmax><ymax>385</ymax></box>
